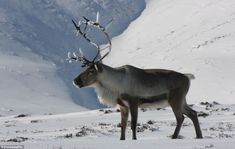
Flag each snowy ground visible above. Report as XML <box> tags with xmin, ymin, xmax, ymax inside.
<box><xmin>0</xmin><ymin>102</ymin><xmax>235</xmax><ymax>149</ymax></box>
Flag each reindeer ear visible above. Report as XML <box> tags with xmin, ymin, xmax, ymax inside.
<box><xmin>94</xmin><ymin>64</ymin><xmax>98</xmax><ymax>71</ymax></box>
<box><xmin>94</xmin><ymin>63</ymin><xmax>102</xmax><ymax>72</ymax></box>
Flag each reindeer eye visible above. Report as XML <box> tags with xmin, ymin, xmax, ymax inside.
<box><xmin>88</xmin><ymin>69</ymin><xmax>95</xmax><ymax>74</ymax></box>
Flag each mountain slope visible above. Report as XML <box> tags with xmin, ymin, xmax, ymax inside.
<box><xmin>0</xmin><ymin>0</ymin><xmax>146</xmax><ymax>114</ymax></box>
<box><xmin>105</xmin><ymin>0</ymin><xmax>235</xmax><ymax>104</ymax></box>
<box><xmin>0</xmin><ymin>52</ymin><xmax>86</xmax><ymax>115</ymax></box>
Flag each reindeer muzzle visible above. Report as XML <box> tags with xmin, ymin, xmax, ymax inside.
<box><xmin>73</xmin><ymin>78</ymin><xmax>84</xmax><ymax>88</ymax></box>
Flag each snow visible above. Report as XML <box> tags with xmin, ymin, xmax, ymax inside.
<box><xmin>0</xmin><ymin>103</ymin><xmax>235</xmax><ymax>148</ymax></box>
<box><xmin>104</xmin><ymin>0</ymin><xmax>235</xmax><ymax>104</ymax></box>
<box><xmin>0</xmin><ymin>0</ymin><xmax>145</xmax><ymax>114</ymax></box>
<box><xmin>1</xmin><ymin>0</ymin><xmax>235</xmax><ymax>148</ymax></box>
<box><xmin>0</xmin><ymin>53</ymin><xmax>85</xmax><ymax>115</ymax></box>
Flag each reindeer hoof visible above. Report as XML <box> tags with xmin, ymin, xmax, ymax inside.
<box><xmin>196</xmin><ymin>135</ymin><xmax>203</xmax><ymax>139</ymax></box>
<box><xmin>132</xmin><ymin>137</ymin><xmax>137</xmax><ymax>140</ymax></box>
<box><xmin>171</xmin><ymin>135</ymin><xmax>184</xmax><ymax>139</ymax></box>
<box><xmin>120</xmin><ymin>137</ymin><xmax>125</xmax><ymax>140</ymax></box>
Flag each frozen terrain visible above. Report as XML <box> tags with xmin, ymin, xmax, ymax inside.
<box><xmin>1</xmin><ymin>0</ymin><xmax>235</xmax><ymax>148</ymax></box>
<box><xmin>0</xmin><ymin>102</ymin><xmax>234</xmax><ymax>148</ymax></box>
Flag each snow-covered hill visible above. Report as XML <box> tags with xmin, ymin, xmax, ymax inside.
<box><xmin>105</xmin><ymin>0</ymin><xmax>235</xmax><ymax>104</ymax></box>
<box><xmin>0</xmin><ymin>51</ymin><xmax>86</xmax><ymax>115</ymax></box>
<box><xmin>0</xmin><ymin>0</ymin><xmax>145</xmax><ymax>114</ymax></box>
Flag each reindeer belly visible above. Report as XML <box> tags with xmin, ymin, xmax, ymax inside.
<box><xmin>126</xmin><ymin>79</ymin><xmax>169</xmax><ymax>98</ymax></box>
<box><xmin>138</xmin><ymin>93</ymin><xmax>170</xmax><ymax>108</ymax></box>
<box><xmin>120</xmin><ymin>92</ymin><xmax>170</xmax><ymax>109</ymax></box>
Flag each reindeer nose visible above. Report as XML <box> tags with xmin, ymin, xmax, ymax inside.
<box><xmin>73</xmin><ymin>78</ymin><xmax>83</xmax><ymax>88</ymax></box>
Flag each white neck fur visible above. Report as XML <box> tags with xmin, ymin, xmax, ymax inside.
<box><xmin>93</xmin><ymin>64</ymin><xmax>125</xmax><ymax>107</ymax></box>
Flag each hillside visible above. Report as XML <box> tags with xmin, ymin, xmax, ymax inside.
<box><xmin>0</xmin><ymin>0</ymin><xmax>145</xmax><ymax>115</ymax></box>
<box><xmin>105</xmin><ymin>0</ymin><xmax>235</xmax><ymax>104</ymax></box>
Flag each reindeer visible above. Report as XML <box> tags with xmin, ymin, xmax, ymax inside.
<box><xmin>68</xmin><ymin>14</ymin><xmax>203</xmax><ymax>140</ymax></box>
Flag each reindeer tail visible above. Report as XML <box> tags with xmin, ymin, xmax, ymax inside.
<box><xmin>184</xmin><ymin>73</ymin><xmax>195</xmax><ymax>80</ymax></box>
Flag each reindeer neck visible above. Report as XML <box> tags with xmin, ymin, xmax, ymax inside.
<box><xmin>96</xmin><ymin>63</ymin><xmax>125</xmax><ymax>91</ymax></box>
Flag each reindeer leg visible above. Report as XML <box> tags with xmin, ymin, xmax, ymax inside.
<box><xmin>129</xmin><ymin>100</ymin><xmax>138</xmax><ymax>140</ymax></box>
<box><xmin>172</xmin><ymin>112</ymin><xmax>184</xmax><ymax>139</ymax></box>
<box><xmin>120</xmin><ymin>94</ymin><xmax>139</xmax><ymax>140</ymax></box>
<box><xmin>119</xmin><ymin>105</ymin><xmax>129</xmax><ymax>140</ymax></box>
<box><xmin>183</xmin><ymin>105</ymin><xmax>203</xmax><ymax>139</ymax></box>
<box><xmin>169</xmin><ymin>90</ymin><xmax>185</xmax><ymax>139</ymax></box>
<box><xmin>120</xmin><ymin>107</ymin><xmax>129</xmax><ymax>140</ymax></box>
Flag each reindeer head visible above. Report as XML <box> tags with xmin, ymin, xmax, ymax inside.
<box><xmin>68</xmin><ymin>14</ymin><xmax>111</xmax><ymax>88</ymax></box>
<box><xmin>73</xmin><ymin>62</ymin><xmax>102</xmax><ymax>88</ymax></box>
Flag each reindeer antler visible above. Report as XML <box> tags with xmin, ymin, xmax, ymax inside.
<box><xmin>68</xmin><ymin>13</ymin><xmax>112</xmax><ymax>66</ymax></box>
<box><xmin>67</xmin><ymin>49</ymin><xmax>91</xmax><ymax>67</ymax></box>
